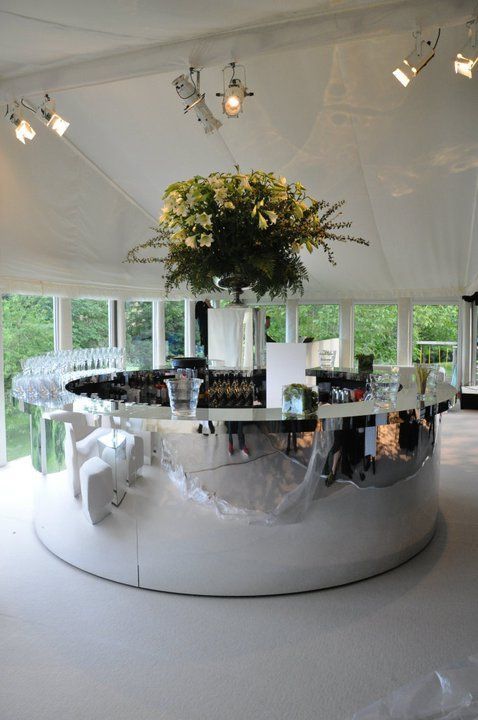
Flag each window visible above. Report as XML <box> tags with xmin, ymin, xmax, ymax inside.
<box><xmin>298</xmin><ymin>304</ymin><xmax>339</xmax><ymax>341</ymax></box>
<box><xmin>2</xmin><ymin>294</ymin><xmax>54</xmax><ymax>461</ymax></box>
<box><xmin>354</xmin><ymin>304</ymin><xmax>398</xmax><ymax>364</ymax></box>
<box><xmin>72</xmin><ymin>299</ymin><xmax>109</xmax><ymax>348</ymax></box>
<box><xmin>413</xmin><ymin>304</ymin><xmax>459</xmax><ymax>382</ymax></box>
<box><xmin>263</xmin><ymin>305</ymin><xmax>286</xmax><ymax>342</ymax></box>
<box><xmin>125</xmin><ymin>301</ymin><xmax>152</xmax><ymax>370</ymax></box>
<box><xmin>165</xmin><ymin>301</ymin><xmax>184</xmax><ymax>358</ymax></box>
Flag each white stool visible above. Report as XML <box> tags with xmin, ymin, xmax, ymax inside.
<box><xmin>80</xmin><ymin>457</ymin><xmax>114</xmax><ymax>525</ymax></box>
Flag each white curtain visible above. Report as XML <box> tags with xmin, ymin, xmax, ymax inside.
<box><xmin>207</xmin><ymin>307</ymin><xmax>253</xmax><ymax>369</ymax></box>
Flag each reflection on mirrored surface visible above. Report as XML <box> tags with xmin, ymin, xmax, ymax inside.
<box><xmin>14</xmin><ymin>358</ymin><xmax>456</xmax><ymax>595</ymax></box>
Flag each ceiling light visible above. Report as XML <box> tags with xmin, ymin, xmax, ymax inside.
<box><xmin>173</xmin><ymin>70</ymin><xmax>222</xmax><ymax>134</ymax></box>
<box><xmin>14</xmin><ymin>117</ymin><xmax>36</xmax><ymax>144</ymax></box>
<box><xmin>40</xmin><ymin>95</ymin><xmax>70</xmax><ymax>136</ymax></box>
<box><xmin>393</xmin><ymin>30</ymin><xmax>439</xmax><ymax>86</ymax></box>
<box><xmin>216</xmin><ymin>63</ymin><xmax>254</xmax><ymax>117</ymax></box>
<box><xmin>5</xmin><ymin>105</ymin><xmax>36</xmax><ymax>144</ymax></box>
<box><xmin>454</xmin><ymin>19</ymin><xmax>478</xmax><ymax>78</ymax></box>
<box><xmin>392</xmin><ymin>66</ymin><xmax>414</xmax><ymax>87</ymax></box>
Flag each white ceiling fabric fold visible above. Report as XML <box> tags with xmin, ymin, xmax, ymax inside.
<box><xmin>0</xmin><ymin>0</ymin><xmax>477</xmax><ymax>300</ymax></box>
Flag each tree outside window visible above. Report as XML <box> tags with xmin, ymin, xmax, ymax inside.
<box><xmin>2</xmin><ymin>294</ymin><xmax>54</xmax><ymax>460</ymax></box>
<box><xmin>298</xmin><ymin>304</ymin><xmax>339</xmax><ymax>341</ymax></box>
<box><xmin>125</xmin><ymin>301</ymin><xmax>152</xmax><ymax>370</ymax></box>
<box><xmin>413</xmin><ymin>304</ymin><xmax>459</xmax><ymax>380</ymax></box>
<box><xmin>354</xmin><ymin>304</ymin><xmax>398</xmax><ymax>365</ymax></box>
<box><xmin>165</xmin><ymin>301</ymin><xmax>184</xmax><ymax>358</ymax></box>
<box><xmin>72</xmin><ymin>299</ymin><xmax>109</xmax><ymax>348</ymax></box>
<box><xmin>262</xmin><ymin>305</ymin><xmax>286</xmax><ymax>342</ymax></box>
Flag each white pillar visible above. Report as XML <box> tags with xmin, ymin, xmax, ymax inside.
<box><xmin>285</xmin><ymin>299</ymin><xmax>299</xmax><ymax>343</ymax></box>
<box><xmin>116</xmin><ymin>300</ymin><xmax>126</xmax><ymax>349</ymax></box>
<box><xmin>184</xmin><ymin>299</ymin><xmax>196</xmax><ymax>357</ymax></box>
<box><xmin>0</xmin><ymin>301</ymin><xmax>7</xmax><ymax>466</ymax></box>
<box><xmin>54</xmin><ymin>297</ymin><xmax>72</xmax><ymax>351</ymax></box>
<box><xmin>339</xmin><ymin>300</ymin><xmax>353</xmax><ymax>369</ymax></box>
<box><xmin>256</xmin><ymin>307</ymin><xmax>266</xmax><ymax>367</ymax></box>
<box><xmin>459</xmin><ymin>298</ymin><xmax>473</xmax><ymax>387</ymax></box>
<box><xmin>472</xmin><ymin>304</ymin><xmax>477</xmax><ymax>387</ymax></box>
<box><xmin>108</xmin><ymin>300</ymin><xmax>117</xmax><ymax>346</ymax></box>
<box><xmin>397</xmin><ymin>297</ymin><xmax>412</xmax><ymax>366</ymax></box>
<box><xmin>152</xmin><ymin>300</ymin><xmax>166</xmax><ymax>367</ymax></box>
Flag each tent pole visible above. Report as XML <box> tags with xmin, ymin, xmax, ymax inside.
<box><xmin>0</xmin><ymin>301</ymin><xmax>7</xmax><ymax>466</ymax></box>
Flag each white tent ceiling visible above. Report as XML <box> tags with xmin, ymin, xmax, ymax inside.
<box><xmin>0</xmin><ymin>0</ymin><xmax>477</xmax><ymax>300</ymax></box>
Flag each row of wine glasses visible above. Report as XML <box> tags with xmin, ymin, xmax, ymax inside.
<box><xmin>12</xmin><ymin>347</ymin><xmax>125</xmax><ymax>403</ymax></box>
<box><xmin>21</xmin><ymin>347</ymin><xmax>125</xmax><ymax>376</ymax></box>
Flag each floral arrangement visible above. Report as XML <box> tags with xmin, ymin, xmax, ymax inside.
<box><xmin>282</xmin><ymin>383</ymin><xmax>319</xmax><ymax>417</ymax></box>
<box><xmin>127</xmin><ymin>169</ymin><xmax>368</xmax><ymax>300</ymax></box>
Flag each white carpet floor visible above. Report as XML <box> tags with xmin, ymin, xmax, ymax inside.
<box><xmin>1</xmin><ymin>408</ymin><xmax>478</xmax><ymax>720</ymax></box>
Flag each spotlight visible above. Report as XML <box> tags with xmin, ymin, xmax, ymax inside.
<box><xmin>173</xmin><ymin>70</ymin><xmax>222</xmax><ymax>134</ymax></box>
<box><xmin>454</xmin><ymin>19</ymin><xmax>477</xmax><ymax>78</ymax></box>
<box><xmin>393</xmin><ymin>30</ymin><xmax>439</xmax><ymax>86</ymax></box>
<box><xmin>40</xmin><ymin>94</ymin><xmax>70</xmax><ymax>136</ymax></box>
<box><xmin>14</xmin><ymin>117</ymin><xmax>36</xmax><ymax>144</ymax></box>
<box><xmin>216</xmin><ymin>63</ymin><xmax>253</xmax><ymax>117</ymax></box>
<box><xmin>6</xmin><ymin>105</ymin><xmax>36</xmax><ymax>144</ymax></box>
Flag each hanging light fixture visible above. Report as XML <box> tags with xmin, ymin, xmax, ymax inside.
<box><xmin>393</xmin><ymin>29</ymin><xmax>439</xmax><ymax>87</ymax></box>
<box><xmin>5</xmin><ymin>103</ymin><xmax>36</xmax><ymax>144</ymax></box>
<box><xmin>216</xmin><ymin>63</ymin><xmax>253</xmax><ymax>117</ymax></box>
<box><xmin>40</xmin><ymin>94</ymin><xmax>70</xmax><ymax>136</ymax></box>
<box><xmin>172</xmin><ymin>70</ymin><xmax>222</xmax><ymax>134</ymax></box>
<box><xmin>5</xmin><ymin>95</ymin><xmax>70</xmax><ymax>145</ymax></box>
<box><xmin>454</xmin><ymin>19</ymin><xmax>478</xmax><ymax>78</ymax></box>
<box><xmin>14</xmin><ymin>117</ymin><xmax>36</xmax><ymax>144</ymax></box>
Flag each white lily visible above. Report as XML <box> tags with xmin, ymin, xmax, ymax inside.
<box><xmin>214</xmin><ymin>187</ymin><xmax>228</xmax><ymax>203</ymax></box>
<box><xmin>196</xmin><ymin>212</ymin><xmax>212</xmax><ymax>229</ymax></box>
<box><xmin>184</xmin><ymin>236</ymin><xmax>198</xmax><ymax>249</ymax></box>
<box><xmin>264</xmin><ymin>210</ymin><xmax>278</xmax><ymax>224</ymax></box>
<box><xmin>199</xmin><ymin>234</ymin><xmax>213</xmax><ymax>247</ymax></box>
<box><xmin>159</xmin><ymin>206</ymin><xmax>170</xmax><ymax>223</ymax></box>
<box><xmin>171</xmin><ymin>228</ymin><xmax>187</xmax><ymax>241</ymax></box>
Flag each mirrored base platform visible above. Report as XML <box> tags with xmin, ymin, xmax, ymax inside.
<box><xmin>34</xmin><ymin>418</ymin><xmax>441</xmax><ymax>596</ymax></box>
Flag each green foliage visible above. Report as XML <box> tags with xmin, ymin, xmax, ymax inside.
<box><xmin>298</xmin><ymin>304</ymin><xmax>339</xmax><ymax>340</ymax></box>
<box><xmin>2</xmin><ymin>294</ymin><xmax>54</xmax><ymax>461</ymax></box>
<box><xmin>72</xmin><ymin>299</ymin><xmax>109</xmax><ymax>348</ymax></box>
<box><xmin>126</xmin><ymin>170</ymin><xmax>368</xmax><ymax>300</ymax></box>
<box><xmin>354</xmin><ymin>304</ymin><xmax>398</xmax><ymax>364</ymax></box>
<box><xmin>165</xmin><ymin>301</ymin><xmax>184</xmax><ymax>358</ymax></box>
<box><xmin>263</xmin><ymin>305</ymin><xmax>286</xmax><ymax>341</ymax></box>
<box><xmin>125</xmin><ymin>301</ymin><xmax>152</xmax><ymax>369</ymax></box>
<box><xmin>282</xmin><ymin>383</ymin><xmax>318</xmax><ymax>416</ymax></box>
<box><xmin>413</xmin><ymin>304</ymin><xmax>458</xmax><ymax>364</ymax></box>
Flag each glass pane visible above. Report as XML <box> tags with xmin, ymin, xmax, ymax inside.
<box><xmin>354</xmin><ymin>304</ymin><xmax>398</xmax><ymax>365</ymax></box>
<box><xmin>298</xmin><ymin>304</ymin><xmax>339</xmax><ymax>341</ymax></box>
<box><xmin>413</xmin><ymin>304</ymin><xmax>459</xmax><ymax>382</ymax></box>
<box><xmin>165</xmin><ymin>301</ymin><xmax>184</xmax><ymax>358</ymax></box>
<box><xmin>72</xmin><ymin>299</ymin><xmax>109</xmax><ymax>348</ymax></box>
<box><xmin>262</xmin><ymin>305</ymin><xmax>286</xmax><ymax>342</ymax></box>
<box><xmin>125</xmin><ymin>301</ymin><xmax>152</xmax><ymax>370</ymax></box>
<box><xmin>2</xmin><ymin>294</ymin><xmax>54</xmax><ymax>461</ymax></box>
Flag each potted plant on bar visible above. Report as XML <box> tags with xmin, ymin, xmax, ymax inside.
<box><xmin>127</xmin><ymin>169</ymin><xmax>368</xmax><ymax>302</ymax></box>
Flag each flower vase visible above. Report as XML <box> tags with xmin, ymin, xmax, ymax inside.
<box><xmin>213</xmin><ymin>276</ymin><xmax>251</xmax><ymax>306</ymax></box>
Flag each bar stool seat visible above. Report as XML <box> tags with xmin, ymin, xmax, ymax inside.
<box><xmin>80</xmin><ymin>456</ymin><xmax>114</xmax><ymax>525</ymax></box>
